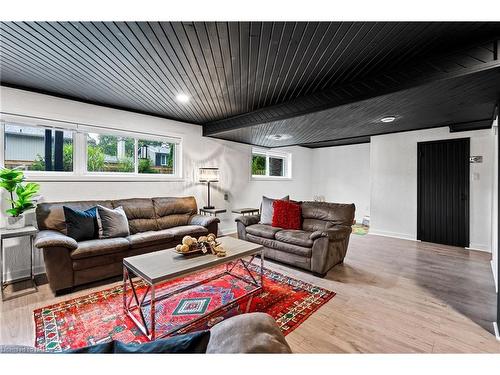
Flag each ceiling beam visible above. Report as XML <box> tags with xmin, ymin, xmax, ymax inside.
<box><xmin>204</xmin><ymin>38</ymin><xmax>500</xmax><ymax>136</ymax></box>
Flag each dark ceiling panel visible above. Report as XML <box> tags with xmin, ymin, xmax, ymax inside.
<box><xmin>1</xmin><ymin>21</ymin><xmax>500</xmax><ymax>146</ymax></box>
<box><xmin>208</xmin><ymin>68</ymin><xmax>500</xmax><ymax>147</ymax></box>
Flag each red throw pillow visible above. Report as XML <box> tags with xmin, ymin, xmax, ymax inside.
<box><xmin>272</xmin><ymin>200</ymin><xmax>302</xmax><ymax>230</ymax></box>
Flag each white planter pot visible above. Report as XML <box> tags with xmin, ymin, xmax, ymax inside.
<box><xmin>7</xmin><ymin>215</ymin><xmax>25</xmax><ymax>229</ymax></box>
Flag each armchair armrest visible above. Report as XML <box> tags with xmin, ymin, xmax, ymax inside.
<box><xmin>189</xmin><ymin>214</ymin><xmax>220</xmax><ymax>228</ymax></box>
<box><xmin>34</xmin><ymin>230</ymin><xmax>78</xmax><ymax>250</ymax></box>
<box><xmin>235</xmin><ymin>214</ymin><xmax>260</xmax><ymax>226</ymax></box>
<box><xmin>310</xmin><ymin>225</ymin><xmax>352</xmax><ymax>242</ymax></box>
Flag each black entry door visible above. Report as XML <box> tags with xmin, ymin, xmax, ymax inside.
<box><xmin>417</xmin><ymin>138</ymin><xmax>470</xmax><ymax>247</ymax></box>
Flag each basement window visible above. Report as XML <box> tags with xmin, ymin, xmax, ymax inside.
<box><xmin>86</xmin><ymin>133</ymin><xmax>135</xmax><ymax>173</ymax></box>
<box><xmin>2</xmin><ymin>121</ymin><xmax>74</xmax><ymax>172</ymax></box>
<box><xmin>251</xmin><ymin>148</ymin><xmax>291</xmax><ymax>179</ymax></box>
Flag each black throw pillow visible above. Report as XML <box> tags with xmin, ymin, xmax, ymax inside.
<box><xmin>63</xmin><ymin>206</ymin><xmax>98</xmax><ymax>242</ymax></box>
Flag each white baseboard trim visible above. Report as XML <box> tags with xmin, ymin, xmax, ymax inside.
<box><xmin>494</xmin><ymin>322</ymin><xmax>500</xmax><ymax>341</ymax></box>
<box><xmin>368</xmin><ymin>230</ymin><xmax>417</xmax><ymax>242</ymax></box>
<box><xmin>3</xmin><ymin>265</ymin><xmax>45</xmax><ymax>283</ymax></box>
<box><xmin>466</xmin><ymin>243</ymin><xmax>491</xmax><ymax>253</ymax></box>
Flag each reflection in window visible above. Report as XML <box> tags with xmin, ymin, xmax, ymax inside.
<box><xmin>3</xmin><ymin>123</ymin><xmax>74</xmax><ymax>172</ymax></box>
<box><xmin>86</xmin><ymin>133</ymin><xmax>135</xmax><ymax>173</ymax></box>
<box><xmin>137</xmin><ymin>139</ymin><xmax>175</xmax><ymax>174</ymax></box>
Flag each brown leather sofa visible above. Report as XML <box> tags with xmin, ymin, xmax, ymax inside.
<box><xmin>34</xmin><ymin>196</ymin><xmax>219</xmax><ymax>294</ymax></box>
<box><xmin>236</xmin><ymin>201</ymin><xmax>355</xmax><ymax>277</ymax></box>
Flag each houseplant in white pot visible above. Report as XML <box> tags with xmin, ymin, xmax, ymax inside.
<box><xmin>0</xmin><ymin>167</ymin><xmax>40</xmax><ymax>229</ymax></box>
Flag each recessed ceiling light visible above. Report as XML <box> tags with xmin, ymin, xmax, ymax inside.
<box><xmin>266</xmin><ymin>134</ymin><xmax>292</xmax><ymax>141</ymax></box>
<box><xmin>380</xmin><ymin>116</ymin><xmax>396</xmax><ymax>123</ymax></box>
<box><xmin>175</xmin><ymin>94</ymin><xmax>190</xmax><ymax>103</ymax></box>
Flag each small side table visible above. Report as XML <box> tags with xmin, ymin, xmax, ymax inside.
<box><xmin>231</xmin><ymin>208</ymin><xmax>260</xmax><ymax>216</ymax></box>
<box><xmin>199</xmin><ymin>208</ymin><xmax>227</xmax><ymax>217</ymax></box>
<box><xmin>0</xmin><ymin>225</ymin><xmax>38</xmax><ymax>301</ymax></box>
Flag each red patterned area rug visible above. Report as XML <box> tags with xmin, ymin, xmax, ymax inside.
<box><xmin>34</xmin><ymin>263</ymin><xmax>334</xmax><ymax>352</ymax></box>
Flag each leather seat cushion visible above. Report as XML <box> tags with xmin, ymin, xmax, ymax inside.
<box><xmin>246</xmin><ymin>234</ymin><xmax>312</xmax><ymax>257</ymax></box>
<box><xmin>127</xmin><ymin>230</ymin><xmax>175</xmax><ymax>249</ymax></box>
<box><xmin>245</xmin><ymin>224</ymin><xmax>282</xmax><ymax>239</ymax></box>
<box><xmin>164</xmin><ymin>225</ymin><xmax>208</xmax><ymax>239</ymax></box>
<box><xmin>275</xmin><ymin>230</ymin><xmax>314</xmax><ymax>248</ymax></box>
<box><xmin>71</xmin><ymin>238</ymin><xmax>130</xmax><ymax>259</ymax></box>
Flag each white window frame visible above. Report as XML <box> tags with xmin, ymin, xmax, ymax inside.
<box><xmin>1</xmin><ymin>114</ymin><xmax>184</xmax><ymax>182</ymax></box>
<box><xmin>251</xmin><ymin>147</ymin><xmax>292</xmax><ymax>180</ymax></box>
<box><xmin>0</xmin><ymin>116</ymin><xmax>77</xmax><ymax>177</ymax></box>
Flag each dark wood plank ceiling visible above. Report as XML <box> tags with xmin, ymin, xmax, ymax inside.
<box><xmin>212</xmin><ymin>68</ymin><xmax>500</xmax><ymax>148</ymax></box>
<box><xmin>1</xmin><ymin>21</ymin><xmax>500</xmax><ymax>147</ymax></box>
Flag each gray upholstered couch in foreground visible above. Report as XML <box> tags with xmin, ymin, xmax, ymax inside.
<box><xmin>35</xmin><ymin>196</ymin><xmax>219</xmax><ymax>294</ymax></box>
<box><xmin>236</xmin><ymin>201</ymin><xmax>355</xmax><ymax>277</ymax></box>
<box><xmin>0</xmin><ymin>313</ymin><xmax>292</xmax><ymax>354</ymax></box>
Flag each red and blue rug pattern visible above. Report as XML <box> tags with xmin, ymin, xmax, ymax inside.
<box><xmin>34</xmin><ymin>263</ymin><xmax>335</xmax><ymax>352</ymax></box>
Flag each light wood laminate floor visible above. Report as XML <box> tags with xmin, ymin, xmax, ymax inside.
<box><xmin>1</xmin><ymin>233</ymin><xmax>499</xmax><ymax>353</ymax></box>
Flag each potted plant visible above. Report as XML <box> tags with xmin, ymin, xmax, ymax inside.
<box><xmin>0</xmin><ymin>167</ymin><xmax>40</xmax><ymax>229</ymax></box>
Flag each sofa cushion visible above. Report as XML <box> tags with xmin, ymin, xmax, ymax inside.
<box><xmin>97</xmin><ymin>205</ymin><xmax>130</xmax><ymax>239</ymax></box>
<box><xmin>153</xmin><ymin>197</ymin><xmax>197</xmax><ymax>230</ymax></box>
<box><xmin>70</xmin><ymin>238</ymin><xmax>130</xmax><ymax>259</ymax></box>
<box><xmin>36</xmin><ymin>200</ymin><xmax>113</xmax><ymax>234</ymax></box>
<box><xmin>206</xmin><ymin>313</ymin><xmax>291</xmax><ymax>353</ymax></box>
<box><xmin>260</xmin><ymin>195</ymin><xmax>289</xmax><ymax>225</ymax></box>
<box><xmin>272</xmin><ymin>200</ymin><xmax>302</xmax><ymax>230</ymax></box>
<box><xmin>66</xmin><ymin>330</ymin><xmax>211</xmax><ymax>353</ymax></box>
<box><xmin>246</xmin><ymin>234</ymin><xmax>312</xmax><ymax>257</ymax></box>
<box><xmin>126</xmin><ymin>229</ymin><xmax>175</xmax><ymax>249</ymax></box>
<box><xmin>63</xmin><ymin>206</ymin><xmax>99</xmax><ymax>241</ymax></box>
<box><xmin>246</xmin><ymin>224</ymin><xmax>282</xmax><ymax>239</ymax></box>
<box><xmin>275</xmin><ymin>230</ymin><xmax>314</xmax><ymax>248</ymax></box>
<box><xmin>301</xmin><ymin>201</ymin><xmax>355</xmax><ymax>230</ymax></box>
<box><xmin>112</xmin><ymin>198</ymin><xmax>158</xmax><ymax>234</ymax></box>
<box><xmin>164</xmin><ymin>225</ymin><xmax>208</xmax><ymax>239</ymax></box>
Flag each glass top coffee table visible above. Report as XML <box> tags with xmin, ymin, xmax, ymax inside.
<box><xmin>123</xmin><ymin>236</ymin><xmax>264</xmax><ymax>340</ymax></box>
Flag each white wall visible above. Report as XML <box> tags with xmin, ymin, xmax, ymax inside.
<box><xmin>491</xmin><ymin>114</ymin><xmax>498</xmax><ymax>290</ymax></box>
<box><xmin>370</xmin><ymin>127</ymin><xmax>495</xmax><ymax>252</ymax></box>
<box><xmin>310</xmin><ymin>143</ymin><xmax>370</xmax><ymax>222</ymax></box>
<box><xmin>0</xmin><ymin>87</ymin><xmax>313</xmax><ymax>281</ymax></box>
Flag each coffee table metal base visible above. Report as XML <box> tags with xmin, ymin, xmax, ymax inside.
<box><xmin>123</xmin><ymin>251</ymin><xmax>264</xmax><ymax>341</ymax></box>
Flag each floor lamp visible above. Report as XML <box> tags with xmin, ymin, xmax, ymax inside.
<box><xmin>199</xmin><ymin>167</ymin><xmax>219</xmax><ymax>209</ymax></box>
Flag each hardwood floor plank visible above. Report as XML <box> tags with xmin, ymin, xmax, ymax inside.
<box><xmin>1</xmin><ymin>233</ymin><xmax>499</xmax><ymax>353</ymax></box>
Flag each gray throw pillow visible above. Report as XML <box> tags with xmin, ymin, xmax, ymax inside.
<box><xmin>259</xmin><ymin>195</ymin><xmax>289</xmax><ymax>225</ymax></box>
<box><xmin>97</xmin><ymin>205</ymin><xmax>130</xmax><ymax>239</ymax></box>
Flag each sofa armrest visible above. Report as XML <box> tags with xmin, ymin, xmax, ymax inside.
<box><xmin>235</xmin><ymin>214</ymin><xmax>260</xmax><ymax>226</ymax></box>
<box><xmin>189</xmin><ymin>214</ymin><xmax>220</xmax><ymax>228</ymax></box>
<box><xmin>34</xmin><ymin>230</ymin><xmax>78</xmax><ymax>250</ymax></box>
<box><xmin>310</xmin><ymin>225</ymin><xmax>352</xmax><ymax>242</ymax></box>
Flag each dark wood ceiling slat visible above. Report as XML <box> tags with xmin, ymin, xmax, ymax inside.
<box><xmin>1</xmin><ymin>25</ymin><xmax>155</xmax><ymax>111</ymax></box>
<box><xmin>2</xmin><ymin>21</ymin><xmax>500</xmax><ymax>146</ymax></box>
<box><xmin>93</xmin><ymin>21</ymin><xmax>194</xmax><ymax>121</ymax></box>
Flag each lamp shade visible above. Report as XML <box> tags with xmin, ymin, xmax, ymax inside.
<box><xmin>199</xmin><ymin>167</ymin><xmax>219</xmax><ymax>182</ymax></box>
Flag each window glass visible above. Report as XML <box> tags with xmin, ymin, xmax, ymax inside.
<box><xmin>269</xmin><ymin>156</ymin><xmax>285</xmax><ymax>177</ymax></box>
<box><xmin>137</xmin><ymin>139</ymin><xmax>175</xmax><ymax>174</ymax></box>
<box><xmin>4</xmin><ymin>123</ymin><xmax>74</xmax><ymax>171</ymax></box>
<box><xmin>251</xmin><ymin>154</ymin><xmax>266</xmax><ymax>176</ymax></box>
<box><xmin>251</xmin><ymin>149</ymin><xmax>290</xmax><ymax>178</ymax></box>
<box><xmin>87</xmin><ymin>133</ymin><xmax>135</xmax><ymax>173</ymax></box>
